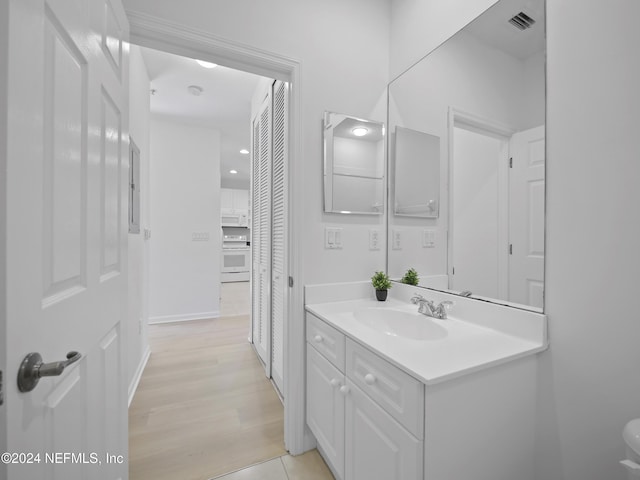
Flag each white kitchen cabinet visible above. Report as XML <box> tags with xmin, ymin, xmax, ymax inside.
<box><xmin>306</xmin><ymin>313</ymin><xmax>423</xmax><ymax>480</ymax></box>
<box><xmin>220</xmin><ymin>188</ymin><xmax>249</xmax><ymax>215</ymax></box>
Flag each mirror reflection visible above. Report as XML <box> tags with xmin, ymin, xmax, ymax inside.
<box><xmin>387</xmin><ymin>0</ymin><xmax>545</xmax><ymax>310</ymax></box>
<box><xmin>393</xmin><ymin>127</ymin><xmax>440</xmax><ymax>218</ymax></box>
<box><xmin>323</xmin><ymin>112</ymin><xmax>385</xmax><ymax>214</ymax></box>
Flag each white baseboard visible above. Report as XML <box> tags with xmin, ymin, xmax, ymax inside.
<box><xmin>148</xmin><ymin>310</ymin><xmax>220</xmax><ymax>324</ymax></box>
<box><xmin>128</xmin><ymin>345</ymin><xmax>151</xmax><ymax>407</ymax></box>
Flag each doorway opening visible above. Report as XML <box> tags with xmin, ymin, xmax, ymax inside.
<box><xmin>127</xmin><ymin>10</ymin><xmax>306</xmax><ymax>459</ymax></box>
<box><xmin>127</xmin><ymin>40</ymin><xmax>294</xmax><ymax>478</ymax></box>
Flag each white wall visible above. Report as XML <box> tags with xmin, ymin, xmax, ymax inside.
<box><xmin>148</xmin><ymin>116</ymin><xmax>222</xmax><ymax>322</ymax></box>
<box><xmin>127</xmin><ymin>45</ymin><xmax>151</xmax><ymax>393</ymax></box>
<box><xmin>391</xmin><ymin>1</ymin><xmax>640</xmax><ymax>479</ymax></box>
<box><xmin>538</xmin><ymin>1</ymin><xmax>640</xmax><ymax>478</ymax></box>
<box><xmin>123</xmin><ymin>0</ymin><xmax>390</xmax><ymax>285</ymax></box>
<box><xmin>390</xmin><ymin>0</ymin><xmax>498</xmax><ymax>79</ymax></box>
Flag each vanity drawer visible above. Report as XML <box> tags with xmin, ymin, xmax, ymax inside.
<box><xmin>307</xmin><ymin>313</ymin><xmax>346</xmax><ymax>372</ymax></box>
<box><xmin>346</xmin><ymin>338</ymin><xmax>424</xmax><ymax>439</ymax></box>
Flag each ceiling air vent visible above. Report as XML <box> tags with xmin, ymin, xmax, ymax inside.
<box><xmin>508</xmin><ymin>12</ymin><xmax>536</xmax><ymax>30</ymax></box>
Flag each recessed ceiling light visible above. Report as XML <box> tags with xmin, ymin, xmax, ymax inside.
<box><xmin>239</xmin><ymin>149</ymin><xmax>249</xmax><ymax>155</ymax></box>
<box><xmin>196</xmin><ymin>59</ymin><xmax>217</xmax><ymax>69</ymax></box>
<box><xmin>352</xmin><ymin>127</ymin><xmax>369</xmax><ymax>137</ymax></box>
<box><xmin>229</xmin><ymin>169</ymin><xmax>238</xmax><ymax>174</ymax></box>
<box><xmin>188</xmin><ymin>85</ymin><xmax>203</xmax><ymax>96</ymax></box>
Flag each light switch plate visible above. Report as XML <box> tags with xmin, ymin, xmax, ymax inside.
<box><xmin>325</xmin><ymin>227</ymin><xmax>343</xmax><ymax>249</ymax></box>
<box><xmin>422</xmin><ymin>229</ymin><xmax>436</xmax><ymax>248</ymax></box>
<box><xmin>192</xmin><ymin>232</ymin><xmax>210</xmax><ymax>241</ymax></box>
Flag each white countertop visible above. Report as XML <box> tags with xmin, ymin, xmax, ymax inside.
<box><xmin>305</xmin><ymin>297</ymin><xmax>547</xmax><ymax>385</ymax></box>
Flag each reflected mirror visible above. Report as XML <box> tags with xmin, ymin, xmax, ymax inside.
<box><xmin>393</xmin><ymin>127</ymin><xmax>440</xmax><ymax>218</ymax></box>
<box><xmin>387</xmin><ymin>0</ymin><xmax>545</xmax><ymax>310</ymax></box>
<box><xmin>323</xmin><ymin>112</ymin><xmax>385</xmax><ymax>214</ymax></box>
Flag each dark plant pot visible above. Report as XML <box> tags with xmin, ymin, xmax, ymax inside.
<box><xmin>375</xmin><ymin>289</ymin><xmax>388</xmax><ymax>301</ymax></box>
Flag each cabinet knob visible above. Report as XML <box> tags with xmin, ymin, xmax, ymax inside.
<box><xmin>339</xmin><ymin>385</ymin><xmax>350</xmax><ymax>396</ymax></box>
<box><xmin>330</xmin><ymin>378</ymin><xmax>340</xmax><ymax>387</ymax></box>
<box><xmin>314</xmin><ymin>335</ymin><xmax>323</xmax><ymax>343</ymax></box>
<box><xmin>364</xmin><ymin>373</ymin><xmax>376</xmax><ymax>385</ymax></box>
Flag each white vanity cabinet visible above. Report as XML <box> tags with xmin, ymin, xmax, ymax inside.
<box><xmin>306</xmin><ymin>313</ymin><xmax>424</xmax><ymax>480</ymax></box>
<box><xmin>307</xmin><ymin>345</ymin><xmax>345</xmax><ymax>476</ymax></box>
<box><xmin>345</xmin><ymin>381</ymin><xmax>423</xmax><ymax>480</ymax></box>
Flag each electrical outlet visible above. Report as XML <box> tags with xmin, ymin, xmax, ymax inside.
<box><xmin>392</xmin><ymin>230</ymin><xmax>402</xmax><ymax>250</ymax></box>
<box><xmin>369</xmin><ymin>229</ymin><xmax>380</xmax><ymax>250</ymax></box>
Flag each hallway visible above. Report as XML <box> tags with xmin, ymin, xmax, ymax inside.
<box><xmin>128</xmin><ymin>287</ymin><xmax>285</xmax><ymax>479</ymax></box>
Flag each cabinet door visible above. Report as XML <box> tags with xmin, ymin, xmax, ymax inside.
<box><xmin>234</xmin><ymin>189</ymin><xmax>250</xmax><ymax>214</ymax></box>
<box><xmin>220</xmin><ymin>188</ymin><xmax>234</xmax><ymax>213</ymax></box>
<box><xmin>307</xmin><ymin>345</ymin><xmax>345</xmax><ymax>479</ymax></box>
<box><xmin>345</xmin><ymin>381</ymin><xmax>423</xmax><ymax>480</ymax></box>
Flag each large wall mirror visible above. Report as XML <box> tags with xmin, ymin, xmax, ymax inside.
<box><xmin>387</xmin><ymin>0</ymin><xmax>546</xmax><ymax>311</ymax></box>
<box><xmin>324</xmin><ymin>111</ymin><xmax>385</xmax><ymax>214</ymax></box>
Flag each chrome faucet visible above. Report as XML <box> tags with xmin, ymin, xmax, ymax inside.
<box><xmin>410</xmin><ymin>294</ymin><xmax>454</xmax><ymax>319</ymax></box>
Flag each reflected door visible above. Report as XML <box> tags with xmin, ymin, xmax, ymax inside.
<box><xmin>508</xmin><ymin>126</ymin><xmax>545</xmax><ymax>308</ymax></box>
<box><xmin>451</xmin><ymin>126</ymin><xmax>509</xmax><ymax>299</ymax></box>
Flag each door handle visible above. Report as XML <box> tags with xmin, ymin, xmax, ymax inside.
<box><xmin>17</xmin><ymin>351</ymin><xmax>81</xmax><ymax>393</ymax></box>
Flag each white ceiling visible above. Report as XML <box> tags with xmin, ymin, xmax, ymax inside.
<box><xmin>139</xmin><ymin>0</ymin><xmax>542</xmax><ymax>188</ymax></box>
<box><xmin>333</xmin><ymin>116</ymin><xmax>385</xmax><ymax>142</ymax></box>
<box><xmin>464</xmin><ymin>0</ymin><xmax>545</xmax><ymax>60</ymax></box>
<box><xmin>140</xmin><ymin>47</ymin><xmax>270</xmax><ymax>187</ymax></box>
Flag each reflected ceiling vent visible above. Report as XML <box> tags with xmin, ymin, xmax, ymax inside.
<box><xmin>508</xmin><ymin>12</ymin><xmax>536</xmax><ymax>30</ymax></box>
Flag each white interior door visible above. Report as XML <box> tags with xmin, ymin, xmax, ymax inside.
<box><xmin>508</xmin><ymin>125</ymin><xmax>545</xmax><ymax>308</ymax></box>
<box><xmin>2</xmin><ymin>0</ymin><xmax>129</xmax><ymax>479</ymax></box>
<box><xmin>251</xmin><ymin>90</ymin><xmax>272</xmax><ymax>374</ymax></box>
<box><xmin>451</xmin><ymin>126</ymin><xmax>509</xmax><ymax>299</ymax></box>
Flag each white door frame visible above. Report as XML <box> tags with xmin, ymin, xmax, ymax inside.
<box><xmin>0</xmin><ymin>0</ymin><xmax>9</xmax><ymax>461</ymax></box>
<box><xmin>125</xmin><ymin>11</ymin><xmax>308</xmax><ymax>454</ymax></box>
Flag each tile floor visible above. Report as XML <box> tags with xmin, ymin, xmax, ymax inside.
<box><xmin>215</xmin><ymin>281</ymin><xmax>335</xmax><ymax>480</ymax></box>
<box><xmin>212</xmin><ymin>450</ymin><xmax>334</xmax><ymax>480</ymax></box>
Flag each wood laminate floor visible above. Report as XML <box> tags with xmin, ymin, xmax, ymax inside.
<box><xmin>129</xmin><ymin>283</ymin><xmax>333</xmax><ymax>480</ymax></box>
<box><xmin>129</xmin><ymin>284</ymin><xmax>286</xmax><ymax>479</ymax></box>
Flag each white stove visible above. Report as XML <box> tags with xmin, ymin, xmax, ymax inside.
<box><xmin>222</xmin><ymin>234</ymin><xmax>249</xmax><ymax>249</ymax></box>
<box><xmin>222</xmin><ymin>234</ymin><xmax>250</xmax><ymax>282</ymax></box>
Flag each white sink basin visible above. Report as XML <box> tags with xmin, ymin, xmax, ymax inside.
<box><xmin>353</xmin><ymin>308</ymin><xmax>448</xmax><ymax>341</ymax></box>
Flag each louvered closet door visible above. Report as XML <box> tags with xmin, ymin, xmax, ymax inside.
<box><xmin>271</xmin><ymin>81</ymin><xmax>288</xmax><ymax>395</ymax></box>
<box><xmin>251</xmin><ymin>90</ymin><xmax>272</xmax><ymax>372</ymax></box>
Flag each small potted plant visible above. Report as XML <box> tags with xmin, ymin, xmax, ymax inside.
<box><xmin>371</xmin><ymin>271</ymin><xmax>392</xmax><ymax>301</ymax></box>
<box><xmin>401</xmin><ymin>268</ymin><xmax>419</xmax><ymax>286</ymax></box>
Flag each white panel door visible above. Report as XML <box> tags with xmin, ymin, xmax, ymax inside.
<box><xmin>270</xmin><ymin>80</ymin><xmax>288</xmax><ymax>395</ymax></box>
<box><xmin>451</xmin><ymin>126</ymin><xmax>509</xmax><ymax>299</ymax></box>
<box><xmin>509</xmin><ymin>125</ymin><xmax>545</xmax><ymax>308</ymax></box>
<box><xmin>2</xmin><ymin>0</ymin><xmax>129</xmax><ymax>479</ymax></box>
<box><xmin>345</xmin><ymin>381</ymin><xmax>422</xmax><ymax>480</ymax></box>
<box><xmin>251</xmin><ymin>90</ymin><xmax>272</xmax><ymax>373</ymax></box>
